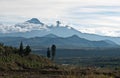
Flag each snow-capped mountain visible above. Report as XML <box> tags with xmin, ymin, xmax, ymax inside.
<box><xmin>0</xmin><ymin>18</ymin><xmax>81</xmax><ymax>37</ymax></box>
<box><xmin>14</xmin><ymin>18</ymin><xmax>48</xmax><ymax>32</ymax></box>
<box><xmin>26</xmin><ymin>18</ymin><xmax>44</xmax><ymax>25</ymax></box>
<box><xmin>0</xmin><ymin>18</ymin><xmax>120</xmax><ymax>45</ymax></box>
<box><xmin>0</xmin><ymin>18</ymin><xmax>48</xmax><ymax>33</ymax></box>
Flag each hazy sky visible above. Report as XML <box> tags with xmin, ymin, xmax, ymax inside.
<box><xmin>0</xmin><ymin>0</ymin><xmax>120</xmax><ymax>37</ymax></box>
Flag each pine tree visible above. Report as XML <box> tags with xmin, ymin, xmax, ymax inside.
<box><xmin>19</xmin><ymin>41</ymin><xmax>24</xmax><ymax>56</ymax></box>
<box><xmin>51</xmin><ymin>44</ymin><xmax>56</xmax><ymax>61</ymax></box>
<box><xmin>47</xmin><ymin>48</ymin><xmax>50</xmax><ymax>58</ymax></box>
<box><xmin>24</xmin><ymin>45</ymin><xmax>31</xmax><ymax>56</ymax></box>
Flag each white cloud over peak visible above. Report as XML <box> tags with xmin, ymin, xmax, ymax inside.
<box><xmin>0</xmin><ymin>22</ymin><xmax>48</xmax><ymax>33</ymax></box>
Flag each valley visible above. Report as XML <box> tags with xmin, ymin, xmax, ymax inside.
<box><xmin>33</xmin><ymin>48</ymin><xmax>120</xmax><ymax>68</ymax></box>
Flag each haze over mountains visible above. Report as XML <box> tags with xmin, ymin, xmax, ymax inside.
<box><xmin>0</xmin><ymin>34</ymin><xmax>118</xmax><ymax>49</ymax></box>
<box><xmin>0</xmin><ymin>18</ymin><xmax>120</xmax><ymax>48</ymax></box>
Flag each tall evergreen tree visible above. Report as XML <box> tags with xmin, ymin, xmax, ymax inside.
<box><xmin>19</xmin><ymin>41</ymin><xmax>24</xmax><ymax>56</ymax></box>
<box><xmin>47</xmin><ymin>48</ymin><xmax>50</xmax><ymax>58</ymax></box>
<box><xmin>51</xmin><ymin>44</ymin><xmax>56</xmax><ymax>61</ymax></box>
<box><xmin>24</xmin><ymin>45</ymin><xmax>31</xmax><ymax>56</ymax></box>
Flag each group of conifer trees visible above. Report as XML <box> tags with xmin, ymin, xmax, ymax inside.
<box><xmin>1</xmin><ymin>41</ymin><xmax>56</xmax><ymax>60</ymax></box>
<box><xmin>47</xmin><ymin>45</ymin><xmax>56</xmax><ymax>61</ymax></box>
<box><xmin>0</xmin><ymin>42</ymin><xmax>31</xmax><ymax>57</ymax></box>
<box><xmin>19</xmin><ymin>41</ymin><xmax>31</xmax><ymax>56</ymax></box>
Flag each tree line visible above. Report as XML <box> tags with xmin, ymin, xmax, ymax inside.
<box><xmin>47</xmin><ymin>44</ymin><xmax>56</xmax><ymax>61</ymax></box>
<box><xmin>0</xmin><ymin>41</ymin><xmax>57</xmax><ymax>61</ymax></box>
<box><xmin>19</xmin><ymin>41</ymin><xmax>31</xmax><ymax>56</ymax></box>
<box><xmin>0</xmin><ymin>41</ymin><xmax>31</xmax><ymax>57</ymax></box>
<box><xmin>19</xmin><ymin>42</ymin><xmax>57</xmax><ymax>61</ymax></box>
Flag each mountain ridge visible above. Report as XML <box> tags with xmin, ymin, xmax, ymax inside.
<box><xmin>0</xmin><ymin>34</ymin><xmax>118</xmax><ymax>49</ymax></box>
<box><xmin>0</xmin><ymin>18</ymin><xmax>120</xmax><ymax>45</ymax></box>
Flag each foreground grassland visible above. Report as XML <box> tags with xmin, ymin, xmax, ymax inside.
<box><xmin>0</xmin><ymin>44</ymin><xmax>120</xmax><ymax>78</ymax></box>
<box><xmin>0</xmin><ymin>66</ymin><xmax>120</xmax><ymax>78</ymax></box>
<box><xmin>0</xmin><ymin>53</ymin><xmax>120</xmax><ymax>78</ymax></box>
<box><xmin>0</xmin><ymin>54</ymin><xmax>54</xmax><ymax>70</ymax></box>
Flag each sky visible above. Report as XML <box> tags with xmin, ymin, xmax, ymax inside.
<box><xmin>0</xmin><ymin>0</ymin><xmax>120</xmax><ymax>37</ymax></box>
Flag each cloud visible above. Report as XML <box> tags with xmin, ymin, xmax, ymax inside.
<box><xmin>68</xmin><ymin>24</ymin><xmax>120</xmax><ymax>37</ymax></box>
<box><xmin>0</xmin><ymin>22</ymin><xmax>48</xmax><ymax>33</ymax></box>
<box><xmin>59</xmin><ymin>5</ymin><xmax>120</xmax><ymax>37</ymax></box>
<box><xmin>0</xmin><ymin>0</ymin><xmax>120</xmax><ymax>36</ymax></box>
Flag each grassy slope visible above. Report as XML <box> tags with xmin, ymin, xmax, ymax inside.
<box><xmin>0</xmin><ymin>53</ymin><xmax>54</xmax><ymax>70</ymax></box>
<box><xmin>0</xmin><ymin>45</ymin><xmax>120</xmax><ymax>78</ymax></box>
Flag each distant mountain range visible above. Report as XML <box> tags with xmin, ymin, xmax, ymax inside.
<box><xmin>0</xmin><ymin>18</ymin><xmax>120</xmax><ymax>46</ymax></box>
<box><xmin>0</xmin><ymin>34</ymin><xmax>119</xmax><ymax>49</ymax></box>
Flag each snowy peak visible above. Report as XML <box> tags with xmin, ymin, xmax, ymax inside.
<box><xmin>26</xmin><ymin>18</ymin><xmax>44</xmax><ymax>25</ymax></box>
<box><xmin>13</xmin><ymin>18</ymin><xmax>48</xmax><ymax>32</ymax></box>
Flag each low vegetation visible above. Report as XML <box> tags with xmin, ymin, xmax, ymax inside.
<box><xmin>0</xmin><ymin>42</ymin><xmax>54</xmax><ymax>71</ymax></box>
<box><xmin>0</xmin><ymin>42</ymin><xmax>120</xmax><ymax>78</ymax></box>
